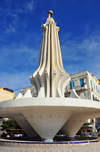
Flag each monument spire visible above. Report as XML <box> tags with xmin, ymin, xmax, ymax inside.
<box><xmin>30</xmin><ymin>11</ymin><xmax>70</xmax><ymax>97</ymax></box>
<box><xmin>48</xmin><ymin>10</ymin><xmax>53</xmax><ymax>18</ymax></box>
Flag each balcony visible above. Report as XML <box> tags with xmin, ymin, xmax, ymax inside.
<box><xmin>67</xmin><ymin>84</ymin><xmax>88</xmax><ymax>92</ymax></box>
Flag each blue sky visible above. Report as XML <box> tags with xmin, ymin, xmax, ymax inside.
<box><xmin>0</xmin><ymin>0</ymin><xmax>100</xmax><ymax>95</ymax></box>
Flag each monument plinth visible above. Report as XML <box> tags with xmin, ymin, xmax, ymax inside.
<box><xmin>0</xmin><ymin>11</ymin><xmax>100</xmax><ymax>142</ymax></box>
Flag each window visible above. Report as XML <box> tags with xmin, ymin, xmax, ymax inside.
<box><xmin>90</xmin><ymin>80</ymin><xmax>92</xmax><ymax>87</ymax></box>
<box><xmin>96</xmin><ymin>86</ymin><xmax>100</xmax><ymax>94</ymax></box>
<box><xmin>84</xmin><ymin>93</ymin><xmax>86</xmax><ymax>96</ymax></box>
<box><xmin>93</xmin><ymin>83</ymin><xmax>95</xmax><ymax>90</ymax></box>
<box><xmin>22</xmin><ymin>92</ymin><xmax>25</xmax><ymax>95</ymax></box>
<box><xmin>80</xmin><ymin>79</ymin><xmax>84</xmax><ymax>87</ymax></box>
<box><xmin>70</xmin><ymin>81</ymin><xmax>74</xmax><ymax>89</ymax></box>
<box><xmin>92</xmin><ymin>94</ymin><xmax>95</xmax><ymax>100</ymax></box>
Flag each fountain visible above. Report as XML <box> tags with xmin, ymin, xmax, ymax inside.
<box><xmin>0</xmin><ymin>10</ymin><xmax>100</xmax><ymax>142</ymax></box>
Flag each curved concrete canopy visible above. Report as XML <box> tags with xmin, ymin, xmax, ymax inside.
<box><xmin>0</xmin><ymin>98</ymin><xmax>100</xmax><ymax>112</ymax></box>
<box><xmin>0</xmin><ymin>98</ymin><xmax>100</xmax><ymax>139</ymax></box>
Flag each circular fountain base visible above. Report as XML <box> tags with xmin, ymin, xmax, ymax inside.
<box><xmin>0</xmin><ymin>97</ymin><xmax>100</xmax><ymax>141</ymax></box>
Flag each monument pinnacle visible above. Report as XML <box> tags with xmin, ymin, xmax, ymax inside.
<box><xmin>48</xmin><ymin>10</ymin><xmax>53</xmax><ymax>18</ymax></box>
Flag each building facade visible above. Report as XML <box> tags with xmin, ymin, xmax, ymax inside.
<box><xmin>65</xmin><ymin>70</ymin><xmax>100</xmax><ymax>101</ymax></box>
<box><xmin>65</xmin><ymin>70</ymin><xmax>100</xmax><ymax>132</ymax></box>
<box><xmin>0</xmin><ymin>88</ymin><xmax>15</xmax><ymax>102</ymax></box>
<box><xmin>16</xmin><ymin>86</ymin><xmax>37</xmax><ymax>99</ymax></box>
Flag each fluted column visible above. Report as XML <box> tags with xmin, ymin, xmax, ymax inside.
<box><xmin>30</xmin><ymin>11</ymin><xmax>70</xmax><ymax>97</ymax></box>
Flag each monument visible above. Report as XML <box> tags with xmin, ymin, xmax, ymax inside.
<box><xmin>30</xmin><ymin>10</ymin><xmax>70</xmax><ymax>98</ymax></box>
<box><xmin>0</xmin><ymin>11</ymin><xmax>100</xmax><ymax>142</ymax></box>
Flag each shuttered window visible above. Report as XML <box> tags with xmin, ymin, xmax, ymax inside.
<box><xmin>90</xmin><ymin>80</ymin><xmax>92</xmax><ymax>87</ymax></box>
<box><xmin>70</xmin><ymin>81</ymin><xmax>74</xmax><ymax>89</ymax></box>
<box><xmin>80</xmin><ymin>79</ymin><xmax>84</xmax><ymax>87</ymax></box>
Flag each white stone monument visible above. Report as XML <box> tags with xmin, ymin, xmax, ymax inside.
<box><xmin>0</xmin><ymin>11</ymin><xmax>100</xmax><ymax>142</ymax></box>
<box><xmin>30</xmin><ymin>10</ymin><xmax>70</xmax><ymax>98</ymax></box>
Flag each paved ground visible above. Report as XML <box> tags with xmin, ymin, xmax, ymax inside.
<box><xmin>0</xmin><ymin>138</ymin><xmax>100</xmax><ymax>152</ymax></box>
<box><xmin>0</xmin><ymin>142</ymin><xmax>100</xmax><ymax>152</ymax></box>
<box><xmin>0</xmin><ymin>146</ymin><xmax>40</xmax><ymax>152</ymax></box>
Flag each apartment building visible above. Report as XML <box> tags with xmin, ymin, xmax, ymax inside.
<box><xmin>65</xmin><ymin>70</ymin><xmax>100</xmax><ymax>132</ymax></box>
<box><xmin>0</xmin><ymin>87</ymin><xmax>14</xmax><ymax>102</ymax></box>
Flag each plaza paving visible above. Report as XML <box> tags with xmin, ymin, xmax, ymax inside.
<box><xmin>0</xmin><ymin>141</ymin><xmax>100</xmax><ymax>152</ymax></box>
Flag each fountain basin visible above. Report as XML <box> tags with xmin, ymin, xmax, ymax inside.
<box><xmin>0</xmin><ymin>98</ymin><xmax>100</xmax><ymax>140</ymax></box>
